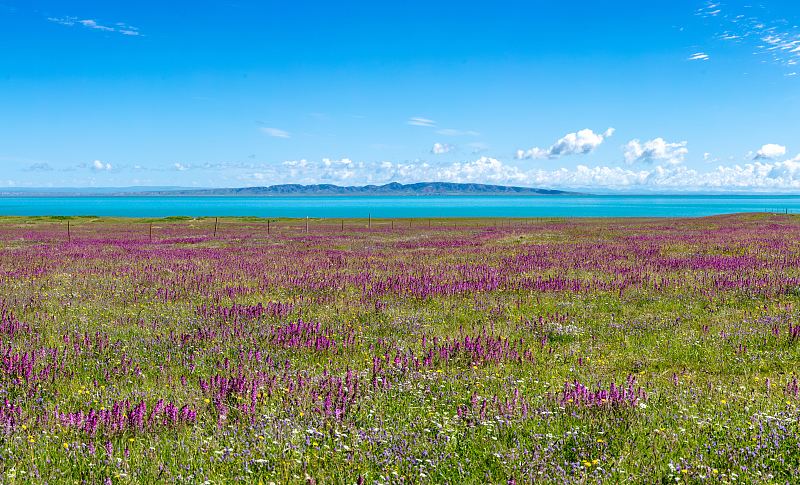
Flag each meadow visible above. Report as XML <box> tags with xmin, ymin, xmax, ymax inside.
<box><xmin>1</xmin><ymin>214</ymin><xmax>799</xmax><ymax>483</ymax></box>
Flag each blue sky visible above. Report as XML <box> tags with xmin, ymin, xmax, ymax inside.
<box><xmin>1</xmin><ymin>1</ymin><xmax>799</xmax><ymax>191</ymax></box>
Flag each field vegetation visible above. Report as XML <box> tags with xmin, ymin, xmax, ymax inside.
<box><xmin>0</xmin><ymin>214</ymin><xmax>799</xmax><ymax>483</ymax></box>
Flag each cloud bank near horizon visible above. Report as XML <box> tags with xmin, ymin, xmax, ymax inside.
<box><xmin>223</xmin><ymin>154</ymin><xmax>800</xmax><ymax>192</ymax></box>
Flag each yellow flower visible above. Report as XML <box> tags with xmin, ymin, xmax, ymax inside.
<box><xmin>592</xmin><ymin>459</ymin><xmax>599</xmax><ymax>465</ymax></box>
<box><xmin>204</xmin><ymin>398</ymin><xmax>211</xmax><ymax>404</ymax></box>
<box><xmin>63</xmin><ymin>443</ymin><xmax>69</xmax><ymax>449</ymax></box>
<box><xmin>720</xmin><ymin>399</ymin><xmax>727</xmax><ymax>405</ymax></box>
<box><xmin>596</xmin><ymin>439</ymin><xmax>605</xmax><ymax>443</ymax></box>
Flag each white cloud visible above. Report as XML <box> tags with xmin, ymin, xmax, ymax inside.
<box><xmin>699</xmin><ymin>2</ymin><xmax>800</xmax><ymax>70</ymax></box>
<box><xmin>431</xmin><ymin>143</ymin><xmax>454</xmax><ymax>155</ymax></box>
<box><xmin>174</xmin><ymin>163</ymin><xmax>189</xmax><ymax>171</ymax></box>
<box><xmin>260</xmin><ymin>127</ymin><xmax>290</xmax><ymax>138</ymax></box>
<box><xmin>754</xmin><ymin>143</ymin><xmax>787</xmax><ymax>160</ymax></box>
<box><xmin>235</xmin><ymin>153</ymin><xmax>800</xmax><ymax>192</ymax></box>
<box><xmin>624</xmin><ymin>138</ymin><xmax>688</xmax><ymax>165</ymax></box>
<box><xmin>408</xmin><ymin>117</ymin><xmax>436</xmax><ymax>127</ymax></box>
<box><xmin>78</xmin><ymin>19</ymin><xmax>115</xmax><ymax>32</ymax></box>
<box><xmin>92</xmin><ymin>160</ymin><xmax>112</xmax><ymax>171</ymax></box>
<box><xmin>48</xmin><ymin>17</ymin><xmax>141</xmax><ymax>36</ymax></box>
<box><xmin>516</xmin><ymin>128</ymin><xmax>615</xmax><ymax>160</ymax></box>
<box><xmin>688</xmin><ymin>52</ymin><xmax>710</xmax><ymax>61</ymax></box>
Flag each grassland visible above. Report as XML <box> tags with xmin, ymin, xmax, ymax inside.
<box><xmin>0</xmin><ymin>214</ymin><xmax>799</xmax><ymax>483</ymax></box>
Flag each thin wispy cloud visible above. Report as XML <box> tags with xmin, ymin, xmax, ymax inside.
<box><xmin>260</xmin><ymin>127</ymin><xmax>291</xmax><ymax>138</ymax></box>
<box><xmin>407</xmin><ymin>117</ymin><xmax>436</xmax><ymax>127</ymax></box>
<box><xmin>688</xmin><ymin>52</ymin><xmax>710</xmax><ymax>61</ymax></box>
<box><xmin>24</xmin><ymin>162</ymin><xmax>54</xmax><ymax>172</ymax></box>
<box><xmin>48</xmin><ymin>17</ymin><xmax>142</xmax><ymax>36</ymax></box>
<box><xmin>516</xmin><ymin>128</ymin><xmax>614</xmax><ymax>160</ymax></box>
<box><xmin>697</xmin><ymin>1</ymin><xmax>800</xmax><ymax>70</ymax></box>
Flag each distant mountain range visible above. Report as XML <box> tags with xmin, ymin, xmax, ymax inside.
<box><xmin>0</xmin><ymin>182</ymin><xmax>577</xmax><ymax>197</ymax></box>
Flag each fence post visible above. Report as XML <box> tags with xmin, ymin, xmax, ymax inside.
<box><xmin>213</xmin><ymin>217</ymin><xmax>218</xmax><ymax>237</ymax></box>
<box><xmin>67</xmin><ymin>220</ymin><xmax>71</xmax><ymax>243</ymax></box>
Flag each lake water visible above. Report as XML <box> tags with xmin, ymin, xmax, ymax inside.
<box><xmin>0</xmin><ymin>195</ymin><xmax>799</xmax><ymax>218</ymax></box>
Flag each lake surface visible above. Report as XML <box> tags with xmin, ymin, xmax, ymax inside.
<box><xmin>0</xmin><ymin>195</ymin><xmax>799</xmax><ymax>218</ymax></box>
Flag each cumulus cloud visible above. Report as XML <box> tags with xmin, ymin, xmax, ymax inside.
<box><xmin>48</xmin><ymin>17</ymin><xmax>141</xmax><ymax>36</ymax></box>
<box><xmin>230</xmin><ymin>154</ymin><xmax>800</xmax><ymax>191</ymax></box>
<box><xmin>516</xmin><ymin>128</ymin><xmax>615</xmax><ymax>160</ymax></box>
<box><xmin>431</xmin><ymin>143</ymin><xmax>454</xmax><ymax>155</ymax></box>
<box><xmin>624</xmin><ymin>138</ymin><xmax>688</xmax><ymax>165</ymax></box>
<box><xmin>754</xmin><ymin>143</ymin><xmax>787</xmax><ymax>160</ymax></box>
<box><xmin>260</xmin><ymin>127</ymin><xmax>290</xmax><ymax>138</ymax></box>
<box><xmin>92</xmin><ymin>160</ymin><xmax>112</xmax><ymax>171</ymax></box>
<box><xmin>407</xmin><ymin>117</ymin><xmax>436</xmax><ymax>127</ymax></box>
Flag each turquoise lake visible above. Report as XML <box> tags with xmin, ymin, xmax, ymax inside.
<box><xmin>0</xmin><ymin>195</ymin><xmax>799</xmax><ymax>218</ymax></box>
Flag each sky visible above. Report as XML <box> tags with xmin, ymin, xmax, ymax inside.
<box><xmin>1</xmin><ymin>0</ymin><xmax>799</xmax><ymax>192</ymax></box>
